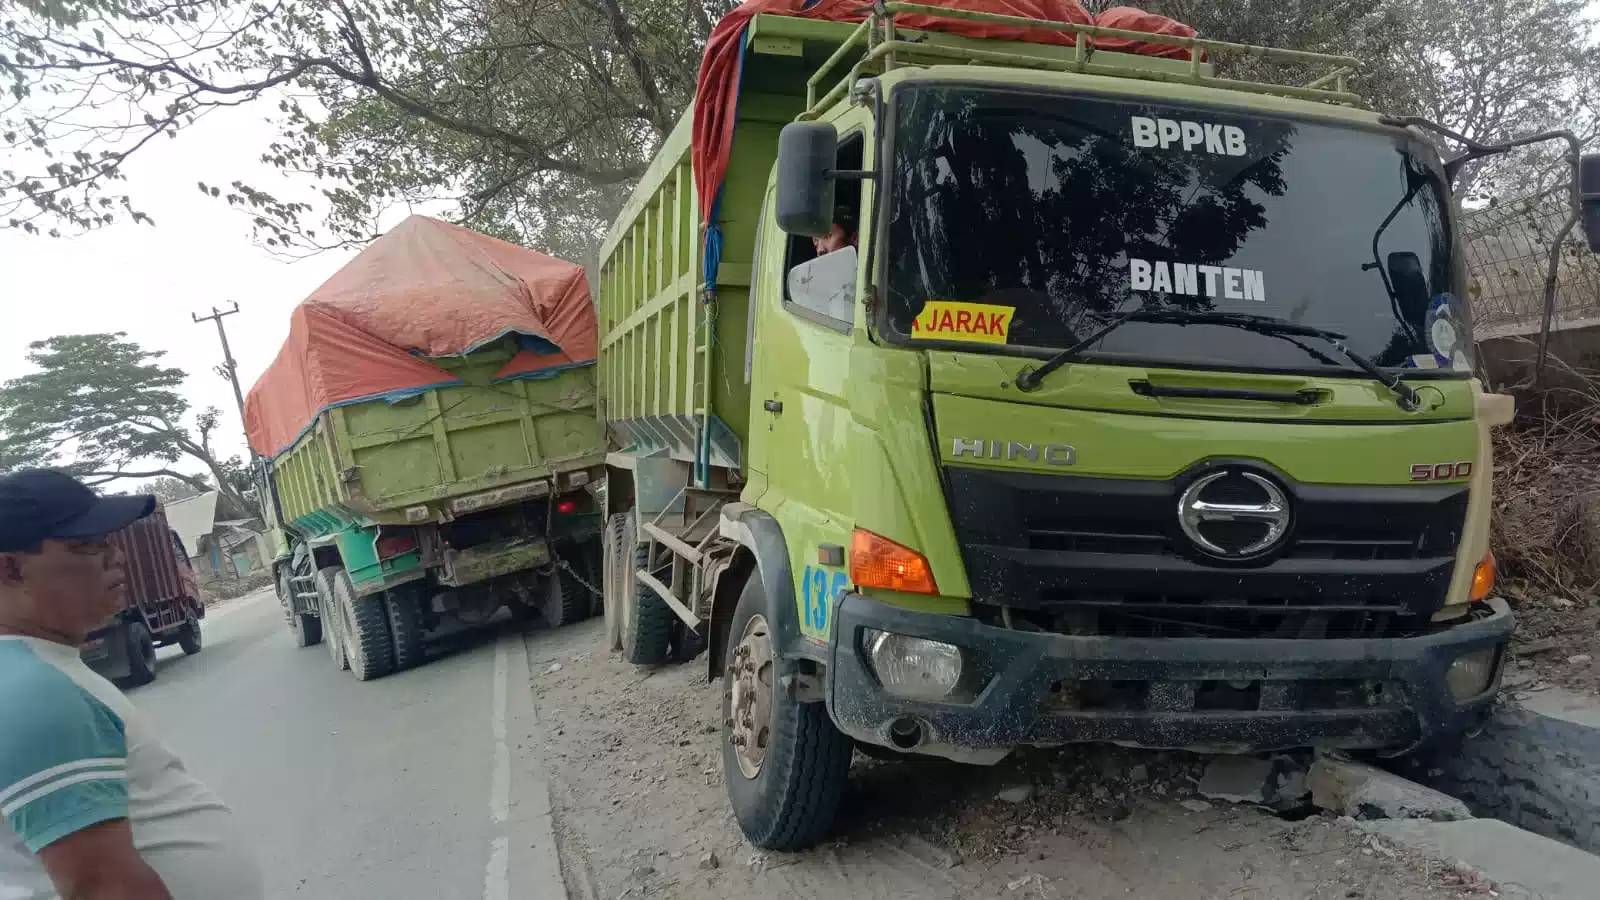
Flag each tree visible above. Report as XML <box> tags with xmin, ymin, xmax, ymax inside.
<box><xmin>0</xmin><ymin>0</ymin><xmax>733</xmax><ymax>260</ymax></box>
<box><xmin>147</xmin><ymin>475</ymin><xmax>206</xmax><ymax>504</ymax></box>
<box><xmin>1383</xmin><ymin>0</ymin><xmax>1600</xmax><ymax>202</ymax></box>
<box><xmin>1146</xmin><ymin>0</ymin><xmax>1598</xmax><ymax>203</ymax></box>
<box><xmin>2</xmin><ymin>0</ymin><xmax>1592</xmax><ymax>259</ymax></box>
<box><xmin>0</xmin><ymin>333</ymin><xmax>256</xmax><ymax>518</ymax></box>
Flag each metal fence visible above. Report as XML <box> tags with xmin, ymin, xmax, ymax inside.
<box><xmin>1462</xmin><ymin>188</ymin><xmax>1600</xmax><ymax>336</ymax></box>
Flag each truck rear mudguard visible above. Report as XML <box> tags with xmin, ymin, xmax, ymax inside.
<box><xmin>828</xmin><ymin>592</ymin><xmax>1513</xmax><ymax>764</ymax></box>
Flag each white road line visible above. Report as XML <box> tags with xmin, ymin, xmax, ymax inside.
<box><xmin>490</xmin><ymin>636</ymin><xmax>511</xmax><ymax>824</ymax></box>
<box><xmin>482</xmin><ymin>836</ymin><xmax>510</xmax><ymax>900</ymax></box>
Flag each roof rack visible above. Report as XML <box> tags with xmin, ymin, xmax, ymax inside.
<box><xmin>802</xmin><ymin>1</ymin><xmax>1364</xmax><ymax>119</ymax></box>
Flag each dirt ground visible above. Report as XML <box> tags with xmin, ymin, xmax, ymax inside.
<box><xmin>524</xmin><ymin>620</ymin><xmax>1496</xmax><ymax>900</ymax></box>
<box><xmin>1506</xmin><ymin>595</ymin><xmax>1600</xmax><ymax>696</ymax></box>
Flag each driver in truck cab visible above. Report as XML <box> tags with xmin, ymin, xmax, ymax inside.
<box><xmin>812</xmin><ymin>207</ymin><xmax>858</xmax><ymax>256</ymax></box>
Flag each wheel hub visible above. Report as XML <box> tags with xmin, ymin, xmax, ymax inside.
<box><xmin>726</xmin><ymin>614</ymin><xmax>774</xmax><ymax>779</ymax></box>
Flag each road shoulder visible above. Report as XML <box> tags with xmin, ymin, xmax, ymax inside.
<box><xmin>503</xmin><ymin>626</ymin><xmax>568</xmax><ymax>900</ymax></box>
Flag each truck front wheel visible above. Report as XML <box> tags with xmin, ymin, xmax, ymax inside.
<box><xmin>721</xmin><ymin>575</ymin><xmax>851</xmax><ymax>850</ymax></box>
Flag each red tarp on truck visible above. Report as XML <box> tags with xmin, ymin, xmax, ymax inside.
<box><xmin>245</xmin><ymin>215</ymin><xmax>597</xmax><ymax>459</ymax></box>
<box><xmin>692</xmin><ymin>0</ymin><xmax>1198</xmax><ymax>240</ymax></box>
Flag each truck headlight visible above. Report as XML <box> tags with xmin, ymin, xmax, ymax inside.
<box><xmin>865</xmin><ymin>629</ymin><xmax>962</xmax><ymax>701</ymax></box>
<box><xmin>1446</xmin><ymin>648</ymin><xmax>1498</xmax><ymax>701</ymax></box>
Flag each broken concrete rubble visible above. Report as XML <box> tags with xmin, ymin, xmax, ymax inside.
<box><xmin>1309</xmin><ymin>754</ymin><xmax>1471</xmax><ymax>822</ymax></box>
<box><xmin>1196</xmin><ymin>754</ymin><xmax>1311</xmax><ymax>811</ymax></box>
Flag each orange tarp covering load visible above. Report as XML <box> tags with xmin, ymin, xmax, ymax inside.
<box><xmin>692</xmin><ymin>0</ymin><xmax>1197</xmax><ymax>234</ymax></box>
<box><xmin>244</xmin><ymin>215</ymin><xmax>596</xmax><ymax>459</ymax></box>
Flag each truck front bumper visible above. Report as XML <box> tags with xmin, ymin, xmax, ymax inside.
<box><xmin>827</xmin><ymin>592</ymin><xmax>1513</xmax><ymax>764</ymax></box>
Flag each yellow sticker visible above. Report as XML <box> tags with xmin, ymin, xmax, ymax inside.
<box><xmin>911</xmin><ymin>301</ymin><xmax>1015</xmax><ymax>344</ymax></box>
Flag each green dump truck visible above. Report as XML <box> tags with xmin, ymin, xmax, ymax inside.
<box><xmin>251</xmin><ymin>216</ymin><xmax>607</xmax><ymax>681</ymax></box>
<box><xmin>596</xmin><ymin>2</ymin><xmax>1600</xmax><ymax>849</ymax></box>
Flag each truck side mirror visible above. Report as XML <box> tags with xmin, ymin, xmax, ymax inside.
<box><xmin>1386</xmin><ymin>251</ymin><xmax>1429</xmax><ymax>321</ymax></box>
<box><xmin>776</xmin><ymin>121</ymin><xmax>839</xmax><ymax>237</ymax></box>
<box><xmin>1582</xmin><ymin>152</ymin><xmax>1600</xmax><ymax>253</ymax></box>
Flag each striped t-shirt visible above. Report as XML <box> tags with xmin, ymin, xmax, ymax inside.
<box><xmin>0</xmin><ymin>635</ymin><xmax>262</xmax><ymax>900</ymax></box>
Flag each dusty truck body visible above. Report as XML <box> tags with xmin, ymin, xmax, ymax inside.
<box><xmin>596</xmin><ymin>0</ymin><xmax>1600</xmax><ymax>850</ymax></box>
<box><xmin>250</xmin><ymin>216</ymin><xmax>607</xmax><ymax>681</ymax></box>
<box><xmin>81</xmin><ymin>504</ymin><xmax>205</xmax><ymax>686</ymax></box>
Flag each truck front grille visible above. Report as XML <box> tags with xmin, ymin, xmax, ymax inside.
<box><xmin>946</xmin><ymin>466</ymin><xmax>1469</xmax><ymax>635</ymax></box>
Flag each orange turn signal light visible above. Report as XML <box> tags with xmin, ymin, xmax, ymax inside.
<box><xmin>850</xmin><ymin>529</ymin><xmax>937</xmax><ymax>595</ymax></box>
<box><xmin>1470</xmin><ymin>551</ymin><xmax>1497</xmax><ymax>601</ymax></box>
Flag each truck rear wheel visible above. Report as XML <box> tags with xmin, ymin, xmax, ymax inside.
<box><xmin>721</xmin><ymin>574</ymin><xmax>851</xmax><ymax>850</ymax></box>
<box><xmin>314</xmin><ymin>567</ymin><xmax>347</xmax><ymax>670</ymax></box>
<box><xmin>540</xmin><ymin>570</ymin><xmax>584</xmax><ymax>629</ymax></box>
<box><xmin>601</xmin><ymin>514</ymin><xmax>631</xmax><ymax>652</ymax></box>
<box><xmin>284</xmin><ymin>569</ymin><xmax>322</xmax><ymax>648</ymax></box>
<box><xmin>335</xmin><ymin>570</ymin><xmax>395</xmax><ymax>681</ymax></box>
<box><xmin>624</xmin><ymin>536</ymin><xmax>674</xmax><ymax>665</ymax></box>
<box><xmin>558</xmin><ymin>541</ymin><xmax>602</xmax><ymax>622</ymax></box>
<box><xmin>177</xmin><ymin>616</ymin><xmax>202</xmax><ymax>655</ymax></box>
<box><xmin>125</xmin><ymin>621</ymin><xmax>158</xmax><ymax>687</ymax></box>
<box><xmin>385</xmin><ymin>587</ymin><xmax>426</xmax><ymax>672</ymax></box>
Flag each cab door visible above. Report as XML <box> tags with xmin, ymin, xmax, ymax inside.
<box><xmin>744</xmin><ymin>112</ymin><xmax>873</xmax><ymax>643</ymax></box>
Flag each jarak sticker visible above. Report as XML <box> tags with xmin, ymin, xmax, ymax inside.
<box><xmin>911</xmin><ymin>301</ymin><xmax>1015</xmax><ymax>345</ymax></box>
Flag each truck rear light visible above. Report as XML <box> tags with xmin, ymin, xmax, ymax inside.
<box><xmin>375</xmin><ymin>533</ymin><xmax>418</xmax><ymax>560</ymax></box>
<box><xmin>850</xmin><ymin>529</ymin><xmax>937</xmax><ymax>595</ymax></box>
<box><xmin>1470</xmin><ymin>552</ymin><xmax>1496</xmax><ymax>601</ymax></box>
<box><xmin>556</xmin><ymin>499</ymin><xmax>579</xmax><ymax>515</ymax></box>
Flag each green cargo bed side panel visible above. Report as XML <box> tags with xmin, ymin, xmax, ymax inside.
<box><xmin>268</xmin><ymin>339</ymin><xmax>603</xmax><ymax>529</ymax></box>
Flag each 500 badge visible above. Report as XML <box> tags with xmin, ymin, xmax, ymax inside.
<box><xmin>1411</xmin><ymin>461</ymin><xmax>1473</xmax><ymax>481</ymax></box>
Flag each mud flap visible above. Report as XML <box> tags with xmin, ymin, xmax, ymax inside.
<box><xmin>717</xmin><ymin>507</ymin><xmax>823</xmax><ymax>685</ymax></box>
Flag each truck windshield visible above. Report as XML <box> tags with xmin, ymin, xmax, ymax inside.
<box><xmin>883</xmin><ymin>85</ymin><xmax>1470</xmax><ymax>374</ymax></box>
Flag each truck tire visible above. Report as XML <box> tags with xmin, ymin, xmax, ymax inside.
<box><xmin>177</xmin><ymin>616</ymin><xmax>203</xmax><ymax>655</ymax></box>
<box><xmin>125</xmin><ymin>621</ymin><xmax>158</xmax><ymax>687</ymax></box>
<box><xmin>314</xmin><ymin>566</ymin><xmax>347</xmax><ymax>670</ymax></box>
<box><xmin>334</xmin><ymin>569</ymin><xmax>395</xmax><ymax>681</ymax></box>
<box><xmin>540</xmin><ymin>571</ymin><xmax>585</xmax><ymax>629</ymax></box>
<box><xmin>284</xmin><ymin>569</ymin><xmax>322</xmax><ymax>648</ymax></box>
<box><xmin>624</xmin><ymin>537</ymin><xmax>674</xmax><ymax>665</ymax></box>
<box><xmin>721</xmin><ymin>574</ymin><xmax>851</xmax><ymax>850</ymax></box>
<box><xmin>601</xmin><ymin>513</ymin><xmax>631</xmax><ymax>652</ymax></box>
<box><xmin>385</xmin><ymin>588</ymin><xmax>426</xmax><ymax>673</ymax></box>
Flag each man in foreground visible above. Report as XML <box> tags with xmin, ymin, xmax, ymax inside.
<box><xmin>0</xmin><ymin>470</ymin><xmax>263</xmax><ymax>900</ymax></box>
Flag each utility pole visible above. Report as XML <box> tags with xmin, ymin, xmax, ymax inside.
<box><xmin>191</xmin><ymin>302</ymin><xmax>255</xmax><ymax>461</ymax></box>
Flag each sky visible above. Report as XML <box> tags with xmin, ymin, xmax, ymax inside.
<box><xmin>0</xmin><ymin>107</ymin><xmax>363</xmax><ymax>479</ymax></box>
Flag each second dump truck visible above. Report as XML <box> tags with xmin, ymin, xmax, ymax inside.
<box><xmin>250</xmin><ymin>216</ymin><xmax>607</xmax><ymax>680</ymax></box>
<box><xmin>597</xmin><ymin>0</ymin><xmax>1600</xmax><ymax>850</ymax></box>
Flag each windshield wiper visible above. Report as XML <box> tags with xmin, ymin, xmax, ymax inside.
<box><xmin>1012</xmin><ymin>309</ymin><xmax>1422</xmax><ymax>411</ymax></box>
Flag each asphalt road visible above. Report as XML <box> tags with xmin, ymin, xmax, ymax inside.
<box><xmin>132</xmin><ymin>588</ymin><xmax>564</xmax><ymax>900</ymax></box>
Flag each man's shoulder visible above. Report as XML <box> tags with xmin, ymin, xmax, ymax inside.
<box><xmin>0</xmin><ymin>638</ymin><xmax>123</xmax><ymax>742</ymax></box>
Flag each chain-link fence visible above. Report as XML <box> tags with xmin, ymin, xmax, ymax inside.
<box><xmin>1462</xmin><ymin>188</ymin><xmax>1600</xmax><ymax>336</ymax></box>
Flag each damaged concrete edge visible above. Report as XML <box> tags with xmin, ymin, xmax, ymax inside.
<box><xmin>1361</xmin><ymin>818</ymin><xmax>1600</xmax><ymax>900</ymax></box>
<box><xmin>1196</xmin><ymin>746</ymin><xmax>1600</xmax><ymax>897</ymax></box>
<box><xmin>1418</xmin><ymin>685</ymin><xmax>1600</xmax><ymax>855</ymax></box>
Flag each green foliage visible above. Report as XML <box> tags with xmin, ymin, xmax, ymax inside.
<box><xmin>0</xmin><ymin>333</ymin><xmax>255</xmax><ymax>516</ymax></box>
<box><xmin>0</xmin><ymin>0</ymin><xmax>1592</xmax><ymax>260</ymax></box>
<box><xmin>1</xmin><ymin>0</ymin><xmax>734</xmax><ymax>260</ymax></box>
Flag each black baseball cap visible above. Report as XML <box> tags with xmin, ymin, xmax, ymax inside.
<box><xmin>0</xmin><ymin>470</ymin><xmax>156</xmax><ymax>552</ymax></box>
